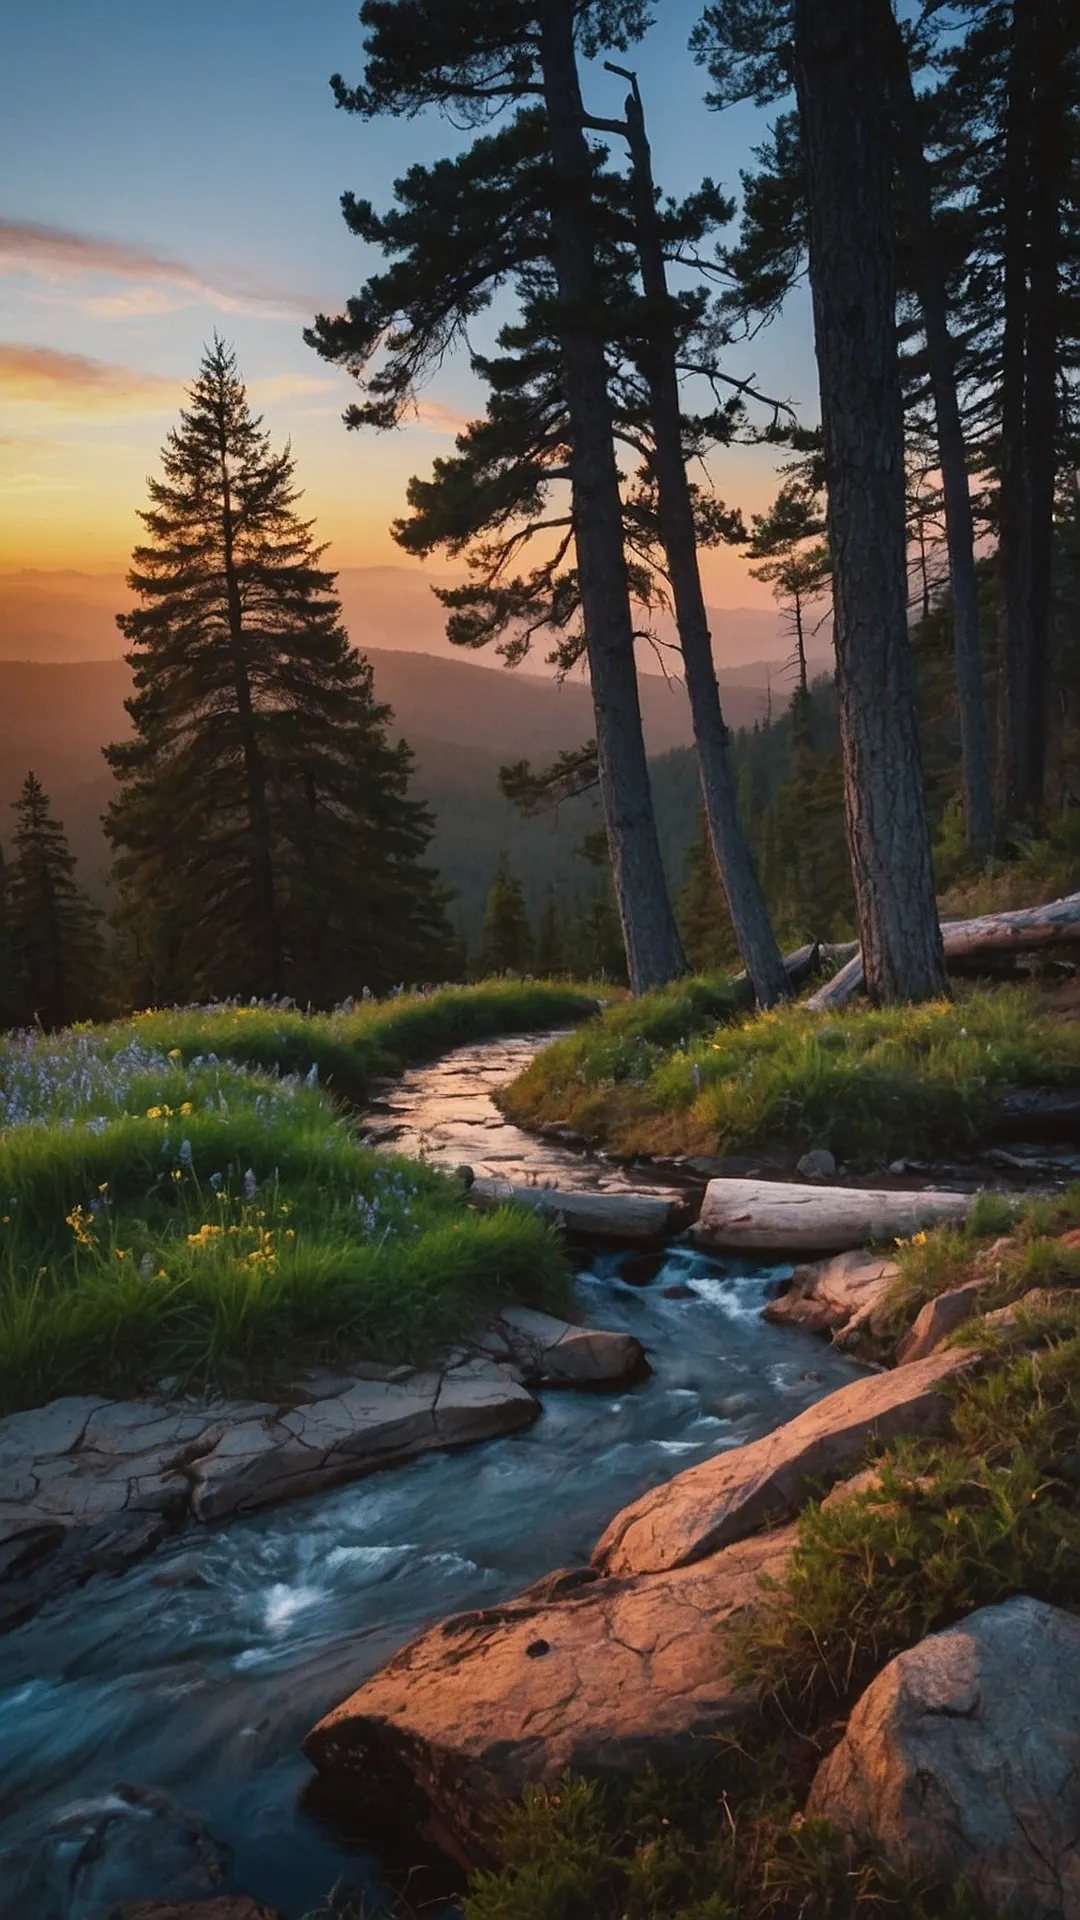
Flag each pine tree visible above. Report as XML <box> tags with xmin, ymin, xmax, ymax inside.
<box><xmin>745</xmin><ymin>476</ymin><xmax>831</xmax><ymax>695</ymax></box>
<box><xmin>0</xmin><ymin>844</ymin><xmax>22</xmax><ymax>1029</ymax></box>
<box><xmin>477</xmin><ymin>854</ymin><xmax>533</xmax><ymax>976</ymax></box>
<box><xmin>534</xmin><ymin>888</ymin><xmax>565</xmax><ymax>977</ymax></box>
<box><xmin>104</xmin><ymin>338</ymin><xmax>449</xmax><ymax>1007</ymax></box>
<box><xmin>7</xmin><ymin>773</ymin><xmax>105</xmax><ymax>1028</ymax></box>
<box><xmin>308</xmin><ymin>0</ymin><xmax>689</xmax><ymax>995</ymax></box>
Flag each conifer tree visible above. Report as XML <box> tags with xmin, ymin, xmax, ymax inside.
<box><xmin>745</xmin><ymin>476</ymin><xmax>831</xmax><ymax>695</ymax></box>
<box><xmin>7</xmin><ymin>773</ymin><xmax>104</xmax><ymax>1028</ymax></box>
<box><xmin>0</xmin><ymin>844</ymin><xmax>22</xmax><ymax>1029</ymax></box>
<box><xmin>477</xmin><ymin>854</ymin><xmax>533</xmax><ymax>975</ymax></box>
<box><xmin>308</xmin><ymin>0</ymin><xmax>689</xmax><ymax>994</ymax></box>
<box><xmin>105</xmin><ymin>339</ymin><xmax>448</xmax><ymax>1007</ymax></box>
<box><xmin>534</xmin><ymin>888</ymin><xmax>565</xmax><ymax>977</ymax></box>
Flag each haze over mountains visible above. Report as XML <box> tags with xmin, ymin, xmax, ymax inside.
<box><xmin>0</xmin><ymin>567</ymin><xmax>831</xmax><ymax>941</ymax></box>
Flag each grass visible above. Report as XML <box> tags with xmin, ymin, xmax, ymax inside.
<box><xmin>874</xmin><ymin>1184</ymin><xmax>1080</xmax><ymax>1340</ymax></box>
<box><xmin>0</xmin><ymin>984</ymin><xmax>592</xmax><ymax>1415</ymax></box>
<box><xmin>501</xmin><ymin>983</ymin><xmax>1080</xmax><ymax>1166</ymax></box>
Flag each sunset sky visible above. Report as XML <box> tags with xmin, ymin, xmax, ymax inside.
<box><xmin>0</xmin><ymin>0</ymin><xmax>816</xmax><ymax>606</ymax></box>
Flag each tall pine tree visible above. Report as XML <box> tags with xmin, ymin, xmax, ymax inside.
<box><xmin>8</xmin><ymin>773</ymin><xmax>105</xmax><ymax>1029</ymax></box>
<box><xmin>477</xmin><ymin>854</ymin><xmax>533</xmax><ymax>975</ymax></box>
<box><xmin>105</xmin><ymin>339</ymin><xmax>449</xmax><ymax>1007</ymax></box>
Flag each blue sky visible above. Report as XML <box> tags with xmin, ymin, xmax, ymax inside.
<box><xmin>0</xmin><ymin>0</ymin><xmax>815</xmax><ymax>595</ymax></box>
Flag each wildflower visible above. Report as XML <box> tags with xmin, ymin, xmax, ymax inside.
<box><xmin>98</xmin><ymin>1181</ymin><xmax>110</xmax><ymax>1196</ymax></box>
<box><xmin>146</xmin><ymin>1106</ymin><xmax>164</xmax><ymax>1121</ymax></box>
<box><xmin>139</xmin><ymin>1252</ymin><xmax>156</xmax><ymax>1280</ymax></box>
<box><xmin>168</xmin><ymin>1048</ymin><xmax>182</xmax><ymax>1061</ymax></box>
<box><xmin>66</xmin><ymin>1204</ymin><xmax>96</xmax><ymax>1249</ymax></box>
<box><xmin>179</xmin><ymin>1139</ymin><xmax>194</xmax><ymax>1168</ymax></box>
<box><xmin>187</xmin><ymin>1223</ymin><xmax>223</xmax><ymax>1245</ymax></box>
<box><xmin>244</xmin><ymin>1168</ymin><xmax>258</xmax><ymax>1200</ymax></box>
<box><xmin>305</xmin><ymin>1062</ymin><xmax>319</xmax><ymax>1086</ymax></box>
<box><xmin>179</xmin><ymin>1102</ymin><xmax>193</xmax><ymax>1117</ymax></box>
<box><xmin>210</xmin><ymin>1172</ymin><xmax>223</xmax><ymax>1193</ymax></box>
<box><xmin>171</xmin><ymin>1169</ymin><xmax>183</xmax><ymax>1183</ymax></box>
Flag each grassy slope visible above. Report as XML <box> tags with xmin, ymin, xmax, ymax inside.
<box><xmin>451</xmin><ymin>1188</ymin><xmax>1080</xmax><ymax>1920</ymax></box>
<box><xmin>0</xmin><ymin>983</ymin><xmax>598</xmax><ymax>1415</ymax></box>
<box><xmin>501</xmin><ymin>980</ymin><xmax>1080</xmax><ymax>1166</ymax></box>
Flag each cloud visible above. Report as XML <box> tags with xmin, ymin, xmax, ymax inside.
<box><xmin>0</xmin><ymin>218</ymin><xmax>308</xmax><ymax>320</ymax></box>
<box><xmin>0</xmin><ymin>343</ymin><xmax>181</xmax><ymax>414</ymax></box>
<box><xmin>411</xmin><ymin>396</ymin><xmax>471</xmax><ymax>436</ymax></box>
<box><xmin>250</xmin><ymin>372</ymin><xmax>338</xmax><ymax>403</ymax></box>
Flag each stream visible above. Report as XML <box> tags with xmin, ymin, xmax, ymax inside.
<box><xmin>0</xmin><ymin>1033</ymin><xmax>863</xmax><ymax>1920</ymax></box>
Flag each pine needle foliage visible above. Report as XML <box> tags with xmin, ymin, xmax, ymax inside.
<box><xmin>104</xmin><ymin>338</ymin><xmax>449</xmax><ymax>1008</ymax></box>
<box><xmin>6</xmin><ymin>772</ymin><xmax>105</xmax><ymax>1028</ymax></box>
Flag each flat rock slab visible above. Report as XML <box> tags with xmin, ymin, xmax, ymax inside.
<box><xmin>495</xmin><ymin>1304</ymin><xmax>646</xmax><ymax>1387</ymax></box>
<box><xmin>809</xmin><ymin>1596</ymin><xmax>1080</xmax><ymax>1919</ymax></box>
<box><xmin>765</xmin><ymin>1251</ymin><xmax>901</xmax><ymax>1339</ymax></box>
<box><xmin>0</xmin><ymin>1364</ymin><xmax>539</xmax><ymax>1630</ymax></box>
<box><xmin>592</xmin><ymin>1347</ymin><xmax>977</xmax><ymax>1577</ymax></box>
<box><xmin>304</xmin><ymin>1523</ymin><xmax>796</xmax><ymax>1861</ymax></box>
<box><xmin>694</xmin><ymin>1178</ymin><xmax>973</xmax><ymax>1253</ymax></box>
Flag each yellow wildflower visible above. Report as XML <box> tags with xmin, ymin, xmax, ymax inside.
<box><xmin>168</xmin><ymin>1048</ymin><xmax>183</xmax><ymax>1060</ymax></box>
<box><xmin>179</xmin><ymin>1102</ymin><xmax>193</xmax><ymax>1116</ymax></box>
<box><xmin>66</xmin><ymin>1205</ymin><xmax>96</xmax><ymax>1250</ymax></box>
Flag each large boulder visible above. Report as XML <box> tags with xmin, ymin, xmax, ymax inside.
<box><xmin>764</xmin><ymin>1250</ymin><xmax>900</xmax><ymax>1339</ymax></box>
<box><xmin>592</xmin><ymin>1347</ymin><xmax>977</xmax><ymax>1577</ymax></box>
<box><xmin>808</xmin><ymin>1596</ymin><xmax>1080</xmax><ymax>1918</ymax></box>
<box><xmin>494</xmin><ymin>1306</ymin><xmax>646</xmax><ymax>1387</ymax></box>
<box><xmin>303</xmin><ymin>1525</ymin><xmax>796</xmax><ymax>1862</ymax></box>
<box><xmin>895</xmin><ymin>1280</ymin><xmax>984</xmax><ymax>1364</ymax></box>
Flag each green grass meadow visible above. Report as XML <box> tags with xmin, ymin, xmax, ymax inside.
<box><xmin>501</xmin><ymin>981</ymin><xmax>1080</xmax><ymax>1165</ymax></box>
<box><xmin>0</xmin><ymin>983</ymin><xmax>596</xmax><ymax>1415</ymax></box>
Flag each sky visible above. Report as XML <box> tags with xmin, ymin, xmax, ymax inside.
<box><xmin>0</xmin><ymin>0</ymin><xmax>817</xmax><ymax>605</ymax></box>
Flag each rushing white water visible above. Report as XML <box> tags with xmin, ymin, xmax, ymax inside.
<box><xmin>0</xmin><ymin>1036</ymin><xmax>863</xmax><ymax>1920</ymax></box>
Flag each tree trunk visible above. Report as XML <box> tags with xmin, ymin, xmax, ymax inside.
<box><xmin>538</xmin><ymin>3</ymin><xmax>686</xmax><ymax>994</ymax></box>
<box><xmin>217</xmin><ymin>432</ymin><xmax>283</xmax><ymax>992</ymax></box>
<box><xmin>619</xmin><ymin>79</ymin><xmax>790</xmax><ymax>1008</ymax></box>
<box><xmin>793</xmin><ymin>0</ymin><xmax>946</xmax><ymax>1005</ymax></box>
<box><xmin>1023</xmin><ymin>0</ymin><xmax>1067</xmax><ymax>819</ymax></box>
<box><xmin>996</xmin><ymin>1</ymin><xmax>1034</xmax><ymax>826</ymax></box>
<box><xmin>879</xmin><ymin>0</ymin><xmax>994</xmax><ymax>856</ymax></box>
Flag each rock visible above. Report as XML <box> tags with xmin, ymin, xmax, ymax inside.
<box><xmin>983</xmin><ymin>1287</ymin><xmax>1075</xmax><ymax>1332</ymax></box>
<box><xmin>0</xmin><ymin>1783</ymin><xmax>227</xmax><ymax>1920</ymax></box>
<box><xmin>110</xmin><ymin>1903</ymin><xmax>281</xmax><ymax>1920</ymax></box>
<box><xmin>592</xmin><ymin>1347</ymin><xmax>977</xmax><ymax>1577</ymax></box>
<box><xmin>303</xmin><ymin>1524</ymin><xmax>797</xmax><ymax>1861</ymax></box>
<box><xmin>189</xmin><ymin>1369</ymin><xmax>538</xmax><ymax>1521</ymax></box>
<box><xmin>895</xmin><ymin>1280</ymin><xmax>984</xmax><ymax>1364</ymax></box>
<box><xmin>495</xmin><ymin>1306</ymin><xmax>646</xmax><ymax>1388</ymax></box>
<box><xmin>763</xmin><ymin>1250</ymin><xmax>900</xmax><ymax>1339</ymax></box>
<box><xmin>796</xmin><ymin>1148</ymin><xmax>837</xmax><ymax>1181</ymax></box>
<box><xmin>694</xmin><ymin>1177</ymin><xmax>973</xmax><ymax>1253</ymax></box>
<box><xmin>663</xmin><ymin>1283</ymin><xmax>695</xmax><ymax>1300</ymax></box>
<box><xmin>808</xmin><ymin>1596</ymin><xmax>1080</xmax><ymax>1919</ymax></box>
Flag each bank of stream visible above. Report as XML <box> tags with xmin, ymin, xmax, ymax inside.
<box><xmin>0</xmin><ymin>1033</ymin><xmax>864</xmax><ymax>1920</ymax></box>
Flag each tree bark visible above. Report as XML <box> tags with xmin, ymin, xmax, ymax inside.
<box><xmin>694</xmin><ymin>1177</ymin><xmax>972</xmax><ymax>1252</ymax></box>
<box><xmin>879</xmin><ymin>0</ymin><xmax>994</xmax><ymax>856</ymax></box>
<box><xmin>538</xmin><ymin>2</ymin><xmax>686</xmax><ymax>994</ymax></box>
<box><xmin>996</xmin><ymin>0</ymin><xmax>1035</xmax><ymax>826</ymax></box>
<box><xmin>794</xmin><ymin>0</ymin><xmax>947</xmax><ymax>1005</ymax></box>
<box><xmin>618</xmin><ymin>79</ymin><xmax>790</xmax><ymax>1007</ymax></box>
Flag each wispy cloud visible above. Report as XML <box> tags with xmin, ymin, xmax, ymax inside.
<box><xmin>411</xmin><ymin>396</ymin><xmax>471</xmax><ymax>436</ymax></box>
<box><xmin>0</xmin><ymin>217</ymin><xmax>309</xmax><ymax>319</ymax></box>
<box><xmin>250</xmin><ymin>372</ymin><xmax>338</xmax><ymax>403</ymax></box>
<box><xmin>0</xmin><ymin>343</ymin><xmax>181</xmax><ymax>414</ymax></box>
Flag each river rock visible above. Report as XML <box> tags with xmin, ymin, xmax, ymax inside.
<box><xmin>895</xmin><ymin>1279</ymin><xmax>984</xmax><ymax>1364</ymax></box>
<box><xmin>303</xmin><ymin>1523</ymin><xmax>796</xmax><ymax>1861</ymax></box>
<box><xmin>110</xmin><ymin>1903</ymin><xmax>281</xmax><ymax>1920</ymax></box>
<box><xmin>0</xmin><ymin>1782</ymin><xmax>227</xmax><ymax>1920</ymax></box>
<box><xmin>764</xmin><ymin>1250</ymin><xmax>900</xmax><ymax>1338</ymax></box>
<box><xmin>495</xmin><ymin>1305</ymin><xmax>645</xmax><ymax>1387</ymax></box>
<box><xmin>592</xmin><ymin>1347</ymin><xmax>977</xmax><ymax>1577</ymax></box>
<box><xmin>694</xmin><ymin>1178</ymin><xmax>972</xmax><ymax>1253</ymax></box>
<box><xmin>808</xmin><ymin>1596</ymin><xmax>1080</xmax><ymax>1918</ymax></box>
<box><xmin>796</xmin><ymin>1148</ymin><xmax>837</xmax><ymax>1181</ymax></box>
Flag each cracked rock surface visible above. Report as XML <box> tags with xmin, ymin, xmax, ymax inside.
<box><xmin>0</xmin><ymin>1306</ymin><xmax>646</xmax><ymax>1631</ymax></box>
<box><xmin>303</xmin><ymin>1523</ymin><xmax>796</xmax><ymax>1861</ymax></box>
<box><xmin>808</xmin><ymin>1596</ymin><xmax>1080</xmax><ymax>1918</ymax></box>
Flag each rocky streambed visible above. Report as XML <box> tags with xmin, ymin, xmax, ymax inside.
<box><xmin>0</xmin><ymin>1034</ymin><xmax>865</xmax><ymax>1920</ymax></box>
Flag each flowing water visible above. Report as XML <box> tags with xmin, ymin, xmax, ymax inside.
<box><xmin>0</xmin><ymin>1034</ymin><xmax>864</xmax><ymax>1920</ymax></box>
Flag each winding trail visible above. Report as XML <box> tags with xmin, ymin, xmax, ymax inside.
<box><xmin>0</xmin><ymin>1032</ymin><xmax>862</xmax><ymax>1920</ymax></box>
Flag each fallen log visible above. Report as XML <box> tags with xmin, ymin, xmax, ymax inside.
<box><xmin>693</xmin><ymin>1177</ymin><xmax>972</xmax><ymax>1253</ymax></box>
<box><xmin>804</xmin><ymin>890</ymin><xmax>1080</xmax><ymax>1011</ymax></box>
<box><xmin>731</xmin><ymin>941</ymin><xmax>822</xmax><ymax>1006</ymax></box>
<box><xmin>468</xmin><ymin>1178</ymin><xmax>681</xmax><ymax>1243</ymax></box>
